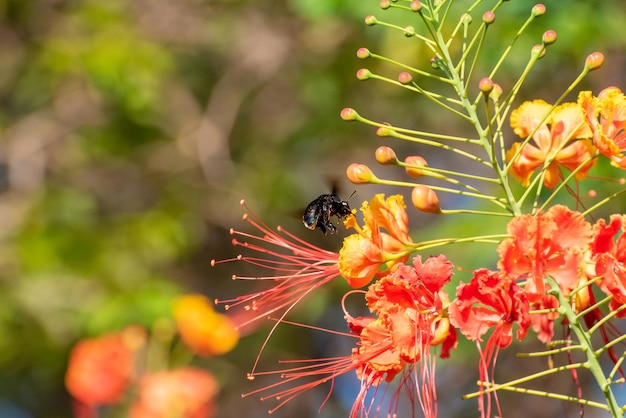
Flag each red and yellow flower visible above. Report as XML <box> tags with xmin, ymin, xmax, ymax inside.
<box><xmin>497</xmin><ymin>205</ymin><xmax>591</xmax><ymax>303</ymax></box>
<box><xmin>339</xmin><ymin>194</ymin><xmax>414</xmax><ymax>288</ymax></box>
<box><xmin>449</xmin><ymin>269</ymin><xmax>530</xmax><ymax>418</ymax></box>
<box><xmin>590</xmin><ymin>214</ymin><xmax>626</xmax><ymax>315</ymax></box>
<box><xmin>579</xmin><ymin>87</ymin><xmax>626</xmax><ymax>168</ymax></box>
<box><xmin>506</xmin><ymin>100</ymin><xmax>594</xmax><ymax>188</ymax></box>
<box><xmin>245</xmin><ymin>255</ymin><xmax>456</xmax><ymax>418</ymax></box>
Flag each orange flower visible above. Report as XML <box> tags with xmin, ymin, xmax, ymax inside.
<box><xmin>506</xmin><ymin>100</ymin><xmax>594</xmax><ymax>188</ymax></box>
<box><xmin>245</xmin><ymin>255</ymin><xmax>455</xmax><ymax>418</ymax></box>
<box><xmin>448</xmin><ymin>269</ymin><xmax>530</xmax><ymax>418</ymax></box>
<box><xmin>364</xmin><ymin>254</ymin><xmax>457</xmax><ymax>359</ymax></box>
<box><xmin>130</xmin><ymin>368</ymin><xmax>218</xmax><ymax>418</ymax></box>
<box><xmin>579</xmin><ymin>87</ymin><xmax>626</xmax><ymax>168</ymax></box>
<box><xmin>529</xmin><ymin>294</ymin><xmax>560</xmax><ymax>343</ymax></box>
<box><xmin>354</xmin><ymin>254</ymin><xmax>456</xmax><ymax>418</ymax></box>
<box><xmin>590</xmin><ymin>215</ymin><xmax>626</xmax><ymax>314</ymax></box>
<box><xmin>497</xmin><ymin>205</ymin><xmax>591</xmax><ymax>302</ymax></box>
<box><xmin>65</xmin><ymin>330</ymin><xmax>138</xmax><ymax>406</ymax></box>
<box><xmin>339</xmin><ymin>194</ymin><xmax>413</xmax><ymax>288</ymax></box>
<box><xmin>173</xmin><ymin>294</ymin><xmax>239</xmax><ymax>357</ymax></box>
<box><xmin>449</xmin><ymin>269</ymin><xmax>530</xmax><ymax>348</ymax></box>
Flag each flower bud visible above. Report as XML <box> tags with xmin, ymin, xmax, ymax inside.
<box><xmin>356</xmin><ymin>48</ymin><xmax>371</xmax><ymax>59</ymax></box>
<box><xmin>479</xmin><ymin>77</ymin><xmax>493</xmax><ymax>94</ymax></box>
<box><xmin>365</xmin><ymin>15</ymin><xmax>378</xmax><ymax>26</ymax></box>
<box><xmin>404</xmin><ymin>156</ymin><xmax>427</xmax><ymax>177</ymax></box>
<box><xmin>532</xmin><ymin>4</ymin><xmax>546</xmax><ymax>17</ymax></box>
<box><xmin>490</xmin><ymin>83</ymin><xmax>503</xmax><ymax>102</ymax></box>
<box><xmin>461</xmin><ymin>13</ymin><xmax>472</xmax><ymax>25</ymax></box>
<box><xmin>410</xmin><ymin>1</ymin><xmax>422</xmax><ymax>12</ymax></box>
<box><xmin>347</xmin><ymin>163</ymin><xmax>376</xmax><ymax>184</ymax></box>
<box><xmin>340</xmin><ymin>107</ymin><xmax>359</xmax><ymax>121</ymax></box>
<box><xmin>398</xmin><ymin>72</ymin><xmax>413</xmax><ymax>85</ymax></box>
<box><xmin>531</xmin><ymin>44</ymin><xmax>546</xmax><ymax>59</ymax></box>
<box><xmin>412</xmin><ymin>185</ymin><xmax>441</xmax><ymax>213</ymax></box>
<box><xmin>585</xmin><ymin>52</ymin><xmax>604</xmax><ymax>71</ymax></box>
<box><xmin>356</xmin><ymin>68</ymin><xmax>372</xmax><ymax>80</ymax></box>
<box><xmin>430</xmin><ymin>56</ymin><xmax>439</xmax><ymax>69</ymax></box>
<box><xmin>376</xmin><ymin>125</ymin><xmax>394</xmax><ymax>137</ymax></box>
<box><xmin>380</xmin><ymin>0</ymin><xmax>390</xmax><ymax>9</ymax></box>
<box><xmin>542</xmin><ymin>30</ymin><xmax>557</xmax><ymax>45</ymax></box>
<box><xmin>375</xmin><ymin>146</ymin><xmax>398</xmax><ymax>165</ymax></box>
<box><xmin>575</xmin><ymin>279</ymin><xmax>590</xmax><ymax>313</ymax></box>
<box><xmin>482</xmin><ymin>11</ymin><xmax>495</xmax><ymax>25</ymax></box>
<box><xmin>404</xmin><ymin>26</ymin><xmax>415</xmax><ymax>37</ymax></box>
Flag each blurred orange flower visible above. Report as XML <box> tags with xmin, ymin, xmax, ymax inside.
<box><xmin>173</xmin><ymin>294</ymin><xmax>239</xmax><ymax>357</ymax></box>
<box><xmin>130</xmin><ymin>368</ymin><xmax>218</xmax><ymax>418</ymax></box>
<box><xmin>506</xmin><ymin>100</ymin><xmax>594</xmax><ymax>188</ymax></box>
<box><xmin>65</xmin><ymin>329</ymin><xmax>137</xmax><ymax>406</ymax></box>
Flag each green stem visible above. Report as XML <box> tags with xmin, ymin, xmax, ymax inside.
<box><xmin>517</xmin><ymin>344</ymin><xmax>584</xmax><ymax>357</ymax></box>
<box><xmin>550</xmin><ymin>279</ymin><xmax>623</xmax><ymax>417</ymax></box>
<box><xmin>463</xmin><ymin>362</ymin><xmax>588</xmax><ymax>399</ymax></box>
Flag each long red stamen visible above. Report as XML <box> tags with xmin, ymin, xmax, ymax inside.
<box><xmin>212</xmin><ymin>200</ymin><xmax>342</xmax><ymax>328</ymax></box>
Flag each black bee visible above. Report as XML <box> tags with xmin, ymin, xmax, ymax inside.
<box><xmin>302</xmin><ymin>191</ymin><xmax>353</xmax><ymax>235</ymax></box>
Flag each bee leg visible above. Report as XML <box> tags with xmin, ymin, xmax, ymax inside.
<box><xmin>325</xmin><ymin>220</ymin><xmax>337</xmax><ymax>234</ymax></box>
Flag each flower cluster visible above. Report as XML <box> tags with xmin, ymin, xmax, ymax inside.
<box><xmin>65</xmin><ymin>295</ymin><xmax>237</xmax><ymax>418</ymax></box>
<box><xmin>506</xmin><ymin>87</ymin><xmax>626</xmax><ymax>188</ymax></box>
<box><xmin>211</xmin><ymin>3</ymin><xmax>626</xmax><ymax>418</ymax></box>
<box><xmin>62</xmin><ymin>2</ymin><xmax>626</xmax><ymax>418</ymax></box>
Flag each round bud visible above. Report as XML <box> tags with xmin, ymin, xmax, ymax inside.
<box><xmin>347</xmin><ymin>163</ymin><xmax>376</xmax><ymax>184</ymax></box>
<box><xmin>404</xmin><ymin>26</ymin><xmax>415</xmax><ymax>37</ymax></box>
<box><xmin>410</xmin><ymin>0</ymin><xmax>422</xmax><ymax>12</ymax></box>
<box><xmin>356</xmin><ymin>68</ymin><xmax>372</xmax><ymax>80</ymax></box>
<box><xmin>404</xmin><ymin>156</ymin><xmax>427</xmax><ymax>177</ymax></box>
<box><xmin>380</xmin><ymin>0</ymin><xmax>390</xmax><ymax>9</ymax></box>
<box><xmin>542</xmin><ymin>30</ymin><xmax>557</xmax><ymax>45</ymax></box>
<box><xmin>365</xmin><ymin>15</ymin><xmax>378</xmax><ymax>26</ymax></box>
<box><xmin>585</xmin><ymin>52</ymin><xmax>605</xmax><ymax>71</ymax></box>
<box><xmin>398</xmin><ymin>72</ymin><xmax>413</xmax><ymax>85</ymax></box>
<box><xmin>482</xmin><ymin>11</ymin><xmax>495</xmax><ymax>24</ymax></box>
<box><xmin>587</xmin><ymin>189</ymin><xmax>597</xmax><ymax>198</ymax></box>
<box><xmin>532</xmin><ymin>4</ymin><xmax>546</xmax><ymax>17</ymax></box>
<box><xmin>489</xmin><ymin>83</ymin><xmax>503</xmax><ymax>102</ymax></box>
<box><xmin>461</xmin><ymin>13</ymin><xmax>472</xmax><ymax>25</ymax></box>
<box><xmin>531</xmin><ymin>44</ymin><xmax>546</xmax><ymax>59</ymax></box>
<box><xmin>340</xmin><ymin>108</ymin><xmax>359</xmax><ymax>121</ymax></box>
<box><xmin>411</xmin><ymin>185</ymin><xmax>441</xmax><ymax>213</ymax></box>
<box><xmin>376</xmin><ymin>125</ymin><xmax>392</xmax><ymax>137</ymax></box>
<box><xmin>430</xmin><ymin>56</ymin><xmax>440</xmax><ymax>69</ymax></box>
<box><xmin>375</xmin><ymin>146</ymin><xmax>398</xmax><ymax>165</ymax></box>
<box><xmin>356</xmin><ymin>48</ymin><xmax>371</xmax><ymax>59</ymax></box>
<box><xmin>478</xmin><ymin>77</ymin><xmax>493</xmax><ymax>94</ymax></box>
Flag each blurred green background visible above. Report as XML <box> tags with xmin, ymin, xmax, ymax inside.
<box><xmin>1</xmin><ymin>0</ymin><xmax>625</xmax><ymax>417</ymax></box>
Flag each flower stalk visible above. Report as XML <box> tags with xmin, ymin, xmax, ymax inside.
<box><xmin>216</xmin><ymin>1</ymin><xmax>626</xmax><ymax>417</ymax></box>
